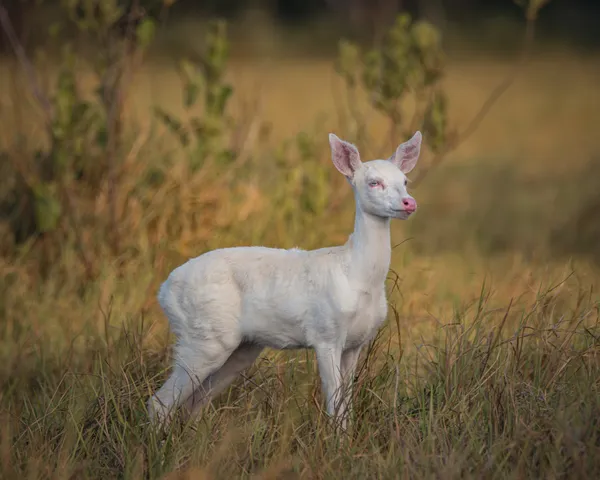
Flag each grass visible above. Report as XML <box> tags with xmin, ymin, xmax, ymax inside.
<box><xmin>1</xmin><ymin>15</ymin><xmax>600</xmax><ymax>479</ymax></box>
<box><xmin>2</xmin><ymin>269</ymin><xmax>600</xmax><ymax>478</ymax></box>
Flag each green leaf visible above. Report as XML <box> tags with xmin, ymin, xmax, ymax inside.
<box><xmin>212</xmin><ymin>85</ymin><xmax>233</xmax><ymax>116</ymax></box>
<box><xmin>49</xmin><ymin>22</ymin><xmax>63</xmax><ymax>38</ymax></box>
<box><xmin>96</xmin><ymin>126</ymin><xmax>108</xmax><ymax>148</ymax></box>
<box><xmin>335</xmin><ymin>40</ymin><xmax>360</xmax><ymax>87</ymax></box>
<box><xmin>183</xmin><ymin>82</ymin><xmax>201</xmax><ymax>109</ymax></box>
<box><xmin>136</xmin><ymin>18</ymin><xmax>157</xmax><ymax>49</ymax></box>
<box><xmin>179</xmin><ymin>59</ymin><xmax>197</xmax><ymax>82</ymax></box>
<box><xmin>153</xmin><ymin>107</ymin><xmax>189</xmax><ymax>146</ymax></box>
<box><xmin>423</xmin><ymin>90</ymin><xmax>448</xmax><ymax>153</ymax></box>
<box><xmin>33</xmin><ymin>183</ymin><xmax>62</xmax><ymax>233</ymax></box>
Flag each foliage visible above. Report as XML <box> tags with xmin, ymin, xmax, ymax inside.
<box><xmin>153</xmin><ymin>20</ymin><xmax>235</xmax><ymax>172</ymax></box>
<box><xmin>0</xmin><ymin>0</ymin><xmax>173</xmax><ymax>272</ymax></box>
<box><xmin>334</xmin><ymin>0</ymin><xmax>553</xmax><ymax>173</ymax></box>
<box><xmin>335</xmin><ymin>13</ymin><xmax>448</xmax><ymax>155</ymax></box>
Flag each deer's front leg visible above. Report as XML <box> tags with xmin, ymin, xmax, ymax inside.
<box><xmin>315</xmin><ymin>344</ymin><xmax>343</xmax><ymax>422</ymax></box>
<box><xmin>340</xmin><ymin>345</ymin><xmax>362</xmax><ymax>428</ymax></box>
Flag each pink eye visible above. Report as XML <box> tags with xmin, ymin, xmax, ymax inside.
<box><xmin>368</xmin><ymin>180</ymin><xmax>383</xmax><ymax>188</ymax></box>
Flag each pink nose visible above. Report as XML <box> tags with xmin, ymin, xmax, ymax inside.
<box><xmin>402</xmin><ymin>197</ymin><xmax>417</xmax><ymax>213</ymax></box>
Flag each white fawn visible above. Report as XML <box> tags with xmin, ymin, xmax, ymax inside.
<box><xmin>148</xmin><ymin>131</ymin><xmax>422</xmax><ymax>429</ymax></box>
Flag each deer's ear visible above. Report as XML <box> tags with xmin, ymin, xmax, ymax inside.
<box><xmin>329</xmin><ymin>133</ymin><xmax>362</xmax><ymax>179</ymax></box>
<box><xmin>388</xmin><ymin>131</ymin><xmax>422</xmax><ymax>174</ymax></box>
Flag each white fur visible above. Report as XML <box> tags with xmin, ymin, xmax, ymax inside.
<box><xmin>148</xmin><ymin>131</ymin><xmax>423</xmax><ymax>429</ymax></box>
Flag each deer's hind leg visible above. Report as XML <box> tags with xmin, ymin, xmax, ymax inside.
<box><xmin>148</xmin><ymin>285</ymin><xmax>244</xmax><ymax>427</ymax></box>
<box><xmin>183</xmin><ymin>342</ymin><xmax>264</xmax><ymax>419</ymax></box>
<box><xmin>148</xmin><ymin>339</ymin><xmax>241</xmax><ymax>426</ymax></box>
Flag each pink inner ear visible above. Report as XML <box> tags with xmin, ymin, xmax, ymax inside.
<box><xmin>330</xmin><ymin>134</ymin><xmax>361</xmax><ymax>178</ymax></box>
<box><xmin>339</xmin><ymin>143</ymin><xmax>354</xmax><ymax>160</ymax></box>
<box><xmin>391</xmin><ymin>131</ymin><xmax>422</xmax><ymax>173</ymax></box>
<box><xmin>404</xmin><ymin>145</ymin><xmax>418</xmax><ymax>156</ymax></box>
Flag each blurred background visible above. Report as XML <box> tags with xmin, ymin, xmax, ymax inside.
<box><xmin>1</xmin><ymin>0</ymin><xmax>599</xmax><ymax>317</ymax></box>
<box><xmin>0</xmin><ymin>0</ymin><xmax>599</xmax><ymax>372</ymax></box>
<box><xmin>1</xmin><ymin>1</ymin><xmax>600</xmax><ymax>477</ymax></box>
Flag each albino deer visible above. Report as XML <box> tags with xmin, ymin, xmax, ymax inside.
<box><xmin>148</xmin><ymin>131</ymin><xmax>422</xmax><ymax>429</ymax></box>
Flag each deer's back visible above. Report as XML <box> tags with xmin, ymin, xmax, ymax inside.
<box><xmin>161</xmin><ymin>244</ymin><xmax>386</xmax><ymax>349</ymax></box>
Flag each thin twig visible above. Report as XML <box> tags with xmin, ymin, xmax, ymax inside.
<box><xmin>411</xmin><ymin>13</ymin><xmax>538</xmax><ymax>187</ymax></box>
<box><xmin>104</xmin><ymin>1</ymin><xmax>144</xmax><ymax>256</ymax></box>
<box><xmin>226</xmin><ymin>80</ymin><xmax>265</xmax><ymax>179</ymax></box>
<box><xmin>0</xmin><ymin>3</ymin><xmax>53</xmax><ymax>122</ymax></box>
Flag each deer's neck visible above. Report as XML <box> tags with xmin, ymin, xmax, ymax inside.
<box><xmin>347</xmin><ymin>199</ymin><xmax>392</xmax><ymax>288</ymax></box>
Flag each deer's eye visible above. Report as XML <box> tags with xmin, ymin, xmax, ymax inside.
<box><xmin>368</xmin><ymin>180</ymin><xmax>383</xmax><ymax>188</ymax></box>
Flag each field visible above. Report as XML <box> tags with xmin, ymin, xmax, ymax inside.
<box><xmin>1</xmin><ymin>13</ymin><xmax>600</xmax><ymax>479</ymax></box>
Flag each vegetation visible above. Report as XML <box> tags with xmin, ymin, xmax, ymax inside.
<box><xmin>1</xmin><ymin>0</ymin><xmax>600</xmax><ymax>478</ymax></box>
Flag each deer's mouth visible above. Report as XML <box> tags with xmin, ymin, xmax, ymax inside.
<box><xmin>391</xmin><ymin>209</ymin><xmax>413</xmax><ymax>219</ymax></box>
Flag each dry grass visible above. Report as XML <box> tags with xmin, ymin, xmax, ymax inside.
<box><xmin>1</xmin><ymin>17</ymin><xmax>600</xmax><ymax>478</ymax></box>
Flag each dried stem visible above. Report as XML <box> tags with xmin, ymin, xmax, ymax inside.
<box><xmin>103</xmin><ymin>2</ymin><xmax>143</xmax><ymax>256</ymax></box>
<box><xmin>60</xmin><ymin>184</ymin><xmax>96</xmax><ymax>281</ymax></box>
<box><xmin>226</xmin><ymin>80</ymin><xmax>265</xmax><ymax>180</ymax></box>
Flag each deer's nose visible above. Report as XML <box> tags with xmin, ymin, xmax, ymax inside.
<box><xmin>402</xmin><ymin>197</ymin><xmax>417</xmax><ymax>213</ymax></box>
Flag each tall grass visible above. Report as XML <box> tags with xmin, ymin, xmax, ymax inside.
<box><xmin>2</xmin><ymin>272</ymin><xmax>599</xmax><ymax>478</ymax></box>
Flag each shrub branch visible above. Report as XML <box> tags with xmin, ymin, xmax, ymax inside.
<box><xmin>0</xmin><ymin>3</ymin><xmax>54</xmax><ymax>123</ymax></box>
